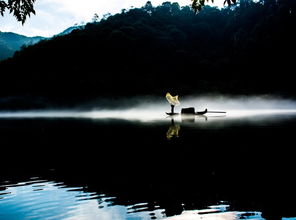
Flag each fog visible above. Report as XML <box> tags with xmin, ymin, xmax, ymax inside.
<box><xmin>1</xmin><ymin>95</ymin><xmax>296</xmax><ymax>124</ymax></box>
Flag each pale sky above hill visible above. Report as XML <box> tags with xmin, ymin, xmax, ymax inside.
<box><xmin>0</xmin><ymin>0</ymin><xmax>224</xmax><ymax>37</ymax></box>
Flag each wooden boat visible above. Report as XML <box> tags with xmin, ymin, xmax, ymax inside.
<box><xmin>166</xmin><ymin>108</ymin><xmax>225</xmax><ymax>116</ymax></box>
<box><xmin>166</xmin><ymin>112</ymin><xmax>179</xmax><ymax>116</ymax></box>
<box><xmin>196</xmin><ymin>109</ymin><xmax>208</xmax><ymax>115</ymax></box>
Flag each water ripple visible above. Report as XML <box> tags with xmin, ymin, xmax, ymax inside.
<box><xmin>0</xmin><ymin>178</ymin><xmax>165</xmax><ymax>220</ymax></box>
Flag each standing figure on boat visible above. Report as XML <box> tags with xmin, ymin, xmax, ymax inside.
<box><xmin>166</xmin><ymin>92</ymin><xmax>180</xmax><ymax>115</ymax></box>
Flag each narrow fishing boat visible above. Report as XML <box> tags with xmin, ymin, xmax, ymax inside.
<box><xmin>166</xmin><ymin>108</ymin><xmax>226</xmax><ymax>116</ymax></box>
<box><xmin>165</xmin><ymin>93</ymin><xmax>226</xmax><ymax>116</ymax></box>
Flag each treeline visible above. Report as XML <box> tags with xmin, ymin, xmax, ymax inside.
<box><xmin>1</xmin><ymin>0</ymin><xmax>296</xmax><ymax>102</ymax></box>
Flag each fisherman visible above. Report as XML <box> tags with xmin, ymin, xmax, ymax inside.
<box><xmin>166</xmin><ymin>92</ymin><xmax>180</xmax><ymax>114</ymax></box>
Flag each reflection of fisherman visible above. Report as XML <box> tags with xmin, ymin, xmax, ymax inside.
<box><xmin>166</xmin><ymin>92</ymin><xmax>180</xmax><ymax>114</ymax></box>
<box><xmin>166</xmin><ymin>119</ymin><xmax>180</xmax><ymax>140</ymax></box>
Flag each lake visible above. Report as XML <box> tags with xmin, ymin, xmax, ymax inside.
<box><xmin>1</xmin><ymin>96</ymin><xmax>296</xmax><ymax>220</ymax></box>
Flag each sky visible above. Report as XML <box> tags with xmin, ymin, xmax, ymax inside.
<box><xmin>0</xmin><ymin>0</ymin><xmax>225</xmax><ymax>37</ymax></box>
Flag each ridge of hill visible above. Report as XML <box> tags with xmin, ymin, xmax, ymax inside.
<box><xmin>0</xmin><ymin>32</ymin><xmax>44</xmax><ymax>61</ymax></box>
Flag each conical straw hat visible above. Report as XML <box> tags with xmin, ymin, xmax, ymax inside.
<box><xmin>166</xmin><ymin>92</ymin><xmax>180</xmax><ymax>106</ymax></box>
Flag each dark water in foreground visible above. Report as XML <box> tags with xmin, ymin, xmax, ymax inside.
<box><xmin>1</xmin><ymin>111</ymin><xmax>296</xmax><ymax>220</ymax></box>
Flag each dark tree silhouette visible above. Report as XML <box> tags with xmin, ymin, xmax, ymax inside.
<box><xmin>0</xmin><ymin>0</ymin><xmax>36</xmax><ymax>24</ymax></box>
<box><xmin>0</xmin><ymin>0</ymin><xmax>239</xmax><ymax>25</ymax></box>
<box><xmin>0</xmin><ymin>0</ymin><xmax>295</xmax><ymax>103</ymax></box>
<box><xmin>191</xmin><ymin>0</ymin><xmax>236</xmax><ymax>12</ymax></box>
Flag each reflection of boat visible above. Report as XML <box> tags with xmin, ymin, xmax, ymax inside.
<box><xmin>182</xmin><ymin>114</ymin><xmax>209</xmax><ymax>122</ymax></box>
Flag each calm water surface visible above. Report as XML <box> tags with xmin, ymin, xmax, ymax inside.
<box><xmin>1</xmin><ymin>107</ymin><xmax>296</xmax><ymax>220</ymax></box>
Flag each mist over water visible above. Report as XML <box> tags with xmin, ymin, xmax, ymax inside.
<box><xmin>0</xmin><ymin>95</ymin><xmax>296</xmax><ymax>123</ymax></box>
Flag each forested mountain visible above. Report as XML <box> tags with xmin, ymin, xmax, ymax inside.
<box><xmin>55</xmin><ymin>25</ymin><xmax>84</xmax><ymax>37</ymax></box>
<box><xmin>1</xmin><ymin>0</ymin><xmax>295</xmax><ymax>103</ymax></box>
<box><xmin>0</xmin><ymin>25</ymin><xmax>83</xmax><ymax>61</ymax></box>
<box><xmin>0</xmin><ymin>32</ymin><xmax>44</xmax><ymax>61</ymax></box>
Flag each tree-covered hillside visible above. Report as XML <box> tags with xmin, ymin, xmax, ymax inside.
<box><xmin>1</xmin><ymin>0</ymin><xmax>295</xmax><ymax>102</ymax></box>
<box><xmin>0</xmin><ymin>32</ymin><xmax>43</xmax><ymax>61</ymax></box>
